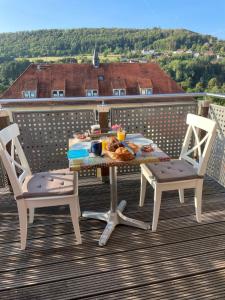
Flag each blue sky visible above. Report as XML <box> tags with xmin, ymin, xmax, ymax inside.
<box><xmin>0</xmin><ymin>0</ymin><xmax>224</xmax><ymax>39</ymax></box>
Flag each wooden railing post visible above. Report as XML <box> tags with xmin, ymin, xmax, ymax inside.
<box><xmin>97</xmin><ymin>104</ymin><xmax>110</xmax><ymax>183</ymax></box>
<box><xmin>98</xmin><ymin>104</ymin><xmax>110</xmax><ymax>133</ymax></box>
<box><xmin>198</xmin><ymin>99</ymin><xmax>211</xmax><ymax>118</ymax></box>
<box><xmin>0</xmin><ymin>110</ymin><xmax>10</xmax><ymax>130</ymax></box>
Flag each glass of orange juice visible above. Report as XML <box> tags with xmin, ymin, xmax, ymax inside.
<box><xmin>101</xmin><ymin>139</ymin><xmax>108</xmax><ymax>152</ymax></box>
<box><xmin>117</xmin><ymin>130</ymin><xmax>126</xmax><ymax>142</ymax></box>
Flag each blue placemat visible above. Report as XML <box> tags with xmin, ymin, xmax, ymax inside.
<box><xmin>67</xmin><ymin>149</ymin><xmax>89</xmax><ymax>159</ymax></box>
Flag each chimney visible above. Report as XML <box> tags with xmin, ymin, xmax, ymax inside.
<box><xmin>92</xmin><ymin>48</ymin><xmax>100</xmax><ymax>68</ymax></box>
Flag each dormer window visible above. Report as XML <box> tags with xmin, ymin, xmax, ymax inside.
<box><xmin>52</xmin><ymin>90</ymin><xmax>64</xmax><ymax>97</ymax></box>
<box><xmin>86</xmin><ymin>90</ymin><xmax>98</xmax><ymax>97</ymax></box>
<box><xmin>113</xmin><ymin>89</ymin><xmax>126</xmax><ymax>96</ymax></box>
<box><xmin>140</xmin><ymin>88</ymin><xmax>153</xmax><ymax>95</ymax></box>
<box><xmin>23</xmin><ymin>90</ymin><xmax>36</xmax><ymax>98</ymax></box>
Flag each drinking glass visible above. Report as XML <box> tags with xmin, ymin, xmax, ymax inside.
<box><xmin>101</xmin><ymin>139</ymin><xmax>108</xmax><ymax>152</ymax></box>
<box><xmin>117</xmin><ymin>130</ymin><xmax>126</xmax><ymax>142</ymax></box>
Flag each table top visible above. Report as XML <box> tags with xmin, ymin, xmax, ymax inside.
<box><xmin>68</xmin><ymin>134</ymin><xmax>170</xmax><ymax>171</ymax></box>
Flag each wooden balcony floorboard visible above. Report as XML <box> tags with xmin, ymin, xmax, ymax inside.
<box><xmin>0</xmin><ymin>174</ymin><xmax>225</xmax><ymax>299</ymax></box>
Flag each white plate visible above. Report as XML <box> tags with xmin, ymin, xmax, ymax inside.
<box><xmin>71</xmin><ymin>141</ymin><xmax>92</xmax><ymax>150</ymax></box>
<box><xmin>129</xmin><ymin>137</ymin><xmax>153</xmax><ymax>146</ymax></box>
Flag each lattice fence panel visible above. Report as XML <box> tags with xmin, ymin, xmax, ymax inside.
<box><xmin>111</xmin><ymin>103</ymin><xmax>197</xmax><ymax>173</ymax></box>
<box><xmin>207</xmin><ymin>104</ymin><xmax>225</xmax><ymax>187</ymax></box>
<box><xmin>12</xmin><ymin>110</ymin><xmax>96</xmax><ymax>177</ymax></box>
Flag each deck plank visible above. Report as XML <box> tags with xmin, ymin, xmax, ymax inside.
<box><xmin>0</xmin><ymin>174</ymin><xmax>225</xmax><ymax>299</ymax></box>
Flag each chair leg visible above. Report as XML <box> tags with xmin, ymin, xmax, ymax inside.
<box><xmin>195</xmin><ymin>180</ymin><xmax>203</xmax><ymax>223</ymax></box>
<box><xmin>29</xmin><ymin>208</ymin><xmax>35</xmax><ymax>224</ymax></box>
<box><xmin>17</xmin><ymin>200</ymin><xmax>28</xmax><ymax>250</ymax></box>
<box><xmin>69</xmin><ymin>199</ymin><xmax>82</xmax><ymax>244</ymax></box>
<box><xmin>139</xmin><ymin>172</ymin><xmax>147</xmax><ymax>207</ymax></box>
<box><xmin>76</xmin><ymin>196</ymin><xmax>81</xmax><ymax>217</ymax></box>
<box><xmin>152</xmin><ymin>186</ymin><xmax>162</xmax><ymax>232</ymax></box>
<box><xmin>179</xmin><ymin>189</ymin><xmax>184</xmax><ymax>204</ymax></box>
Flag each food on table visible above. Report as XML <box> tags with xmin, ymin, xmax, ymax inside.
<box><xmin>141</xmin><ymin>144</ymin><xmax>154</xmax><ymax>152</ymax></box>
<box><xmin>90</xmin><ymin>124</ymin><xmax>101</xmax><ymax>135</ymax></box>
<box><xmin>106</xmin><ymin>137</ymin><xmax>121</xmax><ymax>152</ymax></box>
<box><xmin>111</xmin><ymin>124</ymin><xmax>121</xmax><ymax>132</ymax></box>
<box><xmin>101</xmin><ymin>139</ymin><xmax>108</xmax><ymax>151</ymax></box>
<box><xmin>117</xmin><ymin>130</ymin><xmax>126</xmax><ymax>142</ymax></box>
<box><xmin>76</xmin><ymin>133</ymin><xmax>86</xmax><ymax>140</ymax></box>
<box><xmin>113</xmin><ymin>147</ymin><xmax>135</xmax><ymax>161</ymax></box>
<box><xmin>106</xmin><ymin>137</ymin><xmax>138</xmax><ymax>160</ymax></box>
<box><xmin>127</xmin><ymin>142</ymin><xmax>139</xmax><ymax>154</ymax></box>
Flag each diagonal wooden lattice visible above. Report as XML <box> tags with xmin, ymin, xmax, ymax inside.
<box><xmin>0</xmin><ymin>104</ymin><xmax>198</xmax><ymax>186</ymax></box>
<box><xmin>12</xmin><ymin>109</ymin><xmax>96</xmax><ymax>177</ymax></box>
<box><xmin>111</xmin><ymin>103</ymin><xmax>197</xmax><ymax>174</ymax></box>
<box><xmin>207</xmin><ymin>104</ymin><xmax>225</xmax><ymax>187</ymax></box>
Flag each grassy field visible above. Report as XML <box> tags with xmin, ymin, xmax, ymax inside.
<box><xmin>16</xmin><ymin>54</ymin><xmax>122</xmax><ymax>63</ymax></box>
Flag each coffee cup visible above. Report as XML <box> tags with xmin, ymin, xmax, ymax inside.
<box><xmin>91</xmin><ymin>141</ymin><xmax>102</xmax><ymax>156</ymax></box>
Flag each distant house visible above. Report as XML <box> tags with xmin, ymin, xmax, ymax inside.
<box><xmin>139</xmin><ymin>59</ymin><xmax>148</xmax><ymax>63</ymax></box>
<box><xmin>129</xmin><ymin>59</ymin><xmax>139</xmax><ymax>63</ymax></box>
<box><xmin>194</xmin><ymin>52</ymin><xmax>200</xmax><ymax>58</ymax></box>
<box><xmin>204</xmin><ymin>50</ymin><xmax>215</xmax><ymax>57</ymax></box>
<box><xmin>141</xmin><ymin>49</ymin><xmax>155</xmax><ymax>55</ymax></box>
<box><xmin>1</xmin><ymin>51</ymin><xmax>184</xmax><ymax>100</ymax></box>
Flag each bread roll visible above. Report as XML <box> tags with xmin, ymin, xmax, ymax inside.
<box><xmin>115</xmin><ymin>147</ymin><xmax>134</xmax><ymax>161</ymax></box>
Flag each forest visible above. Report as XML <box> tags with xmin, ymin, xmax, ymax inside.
<box><xmin>0</xmin><ymin>28</ymin><xmax>224</xmax><ymax>97</ymax></box>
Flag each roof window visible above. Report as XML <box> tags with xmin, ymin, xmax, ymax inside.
<box><xmin>86</xmin><ymin>89</ymin><xmax>98</xmax><ymax>97</ymax></box>
<box><xmin>140</xmin><ymin>88</ymin><xmax>153</xmax><ymax>95</ymax></box>
<box><xmin>113</xmin><ymin>89</ymin><xmax>126</xmax><ymax>96</ymax></box>
<box><xmin>23</xmin><ymin>90</ymin><xmax>36</xmax><ymax>98</ymax></box>
<box><xmin>52</xmin><ymin>90</ymin><xmax>64</xmax><ymax>97</ymax></box>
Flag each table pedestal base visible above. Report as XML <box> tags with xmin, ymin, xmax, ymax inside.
<box><xmin>82</xmin><ymin>200</ymin><xmax>150</xmax><ymax>246</ymax></box>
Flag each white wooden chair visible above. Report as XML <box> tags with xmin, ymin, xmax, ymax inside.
<box><xmin>140</xmin><ymin>113</ymin><xmax>217</xmax><ymax>231</ymax></box>
<box><xmin>0</xmin><ymin>123</ymin><xmax>81</xmax><ymax>249</ymax></box>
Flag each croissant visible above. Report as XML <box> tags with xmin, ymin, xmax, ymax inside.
<box><xmin>114</xmin><ymin>147</ymin><xmax>134</xmax><ymax>161</ymax></box>
<box><xmin>106</xmin><ymin>137</ymin><xmax>121</xmax><ymax>152</ymax></box>
<box><xmin>127</xmin><ymin>142</ymin><xmax>139</xmax><ymax>154</ymax></box>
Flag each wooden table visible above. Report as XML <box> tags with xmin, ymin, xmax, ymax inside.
<box><xmin>69</xmin><ymin>134</ymin><xmax>170</xmax><ymax>246</ymax></box>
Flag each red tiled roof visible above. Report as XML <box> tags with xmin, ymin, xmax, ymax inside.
<box><xmin>52</xmin><ymin>79</ymin><xmax>66</xmax><ymax>91</ymax></box>
<box><xmin>138</xmin><ymin>78</ymin><xmax>153</xmax><ymax>89</ymax></box>
<box><xmin>1</xmin><ymin>62</ymin><xmax>184</xmax><ymax>99</ymax></box>
<box><xmin>111</xmin><ymin>78</ymin><xmax>126</xmax><ymax>89</ymax></box>
<box><xmin>23</xmin><ymin>79</ymin><xmax>38</xmax><ymax>91</ymax></box>
<box><xmin>84</xmin><ymin>78</ymin><xmax>99</xmax><ymax>90</ymax></box>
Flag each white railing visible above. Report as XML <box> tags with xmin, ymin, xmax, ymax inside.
<box><xmin>0</xmin><ymin>92</ymin><xmax>224</xmax><ymax>106</ymax></box>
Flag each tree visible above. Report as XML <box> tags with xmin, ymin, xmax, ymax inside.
<box><xmin>208</xmin><ymin>78</ymin><xmax>218</xmax><ymax>90</ymax></box>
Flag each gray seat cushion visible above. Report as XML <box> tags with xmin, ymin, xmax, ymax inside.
<box><xmin>18</xmin><ymin>169</ymin><xmax>74</xmax><ymax>199</ymax></box>
<box><xmin>146</xmin><ymin>160</ymin><xmax>201</xmax><ymax>183</ymax></box>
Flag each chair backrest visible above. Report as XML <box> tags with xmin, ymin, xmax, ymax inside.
<box><xmin>0</xmin><ymin>123</ymin><xmax>31</xmax><ymax>198</ymax></box>
<box><xmin>180</xmin><ymin>113</ymin><xmax>217</xmax><ymax>176</ymax></box>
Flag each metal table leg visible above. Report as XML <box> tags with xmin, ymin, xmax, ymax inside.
<box><xmin>82</xmin><ymin>166</ymin><xmax>150</xmax><ymax>246</ymax></box>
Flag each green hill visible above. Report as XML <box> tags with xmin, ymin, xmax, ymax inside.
<box><xmin>0</xmin><ymin>28</ymin><xmax>224</xmax><ymax>58</ymax></box>
<box><xmin>0</xmin><ymin>28</ymin><xmax>224</xmax><ymax>99</ymax></box>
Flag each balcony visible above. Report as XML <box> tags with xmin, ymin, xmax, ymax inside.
<box><xmin>0</xmin><ymin>92</ymin><xmax>224</xmax><ymax>299</ymax></box>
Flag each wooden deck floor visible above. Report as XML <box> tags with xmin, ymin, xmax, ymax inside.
<box><xmin>0</xmin><ymin>174</ymin><xmax>225</xmax><ymax>299</ymax></box>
